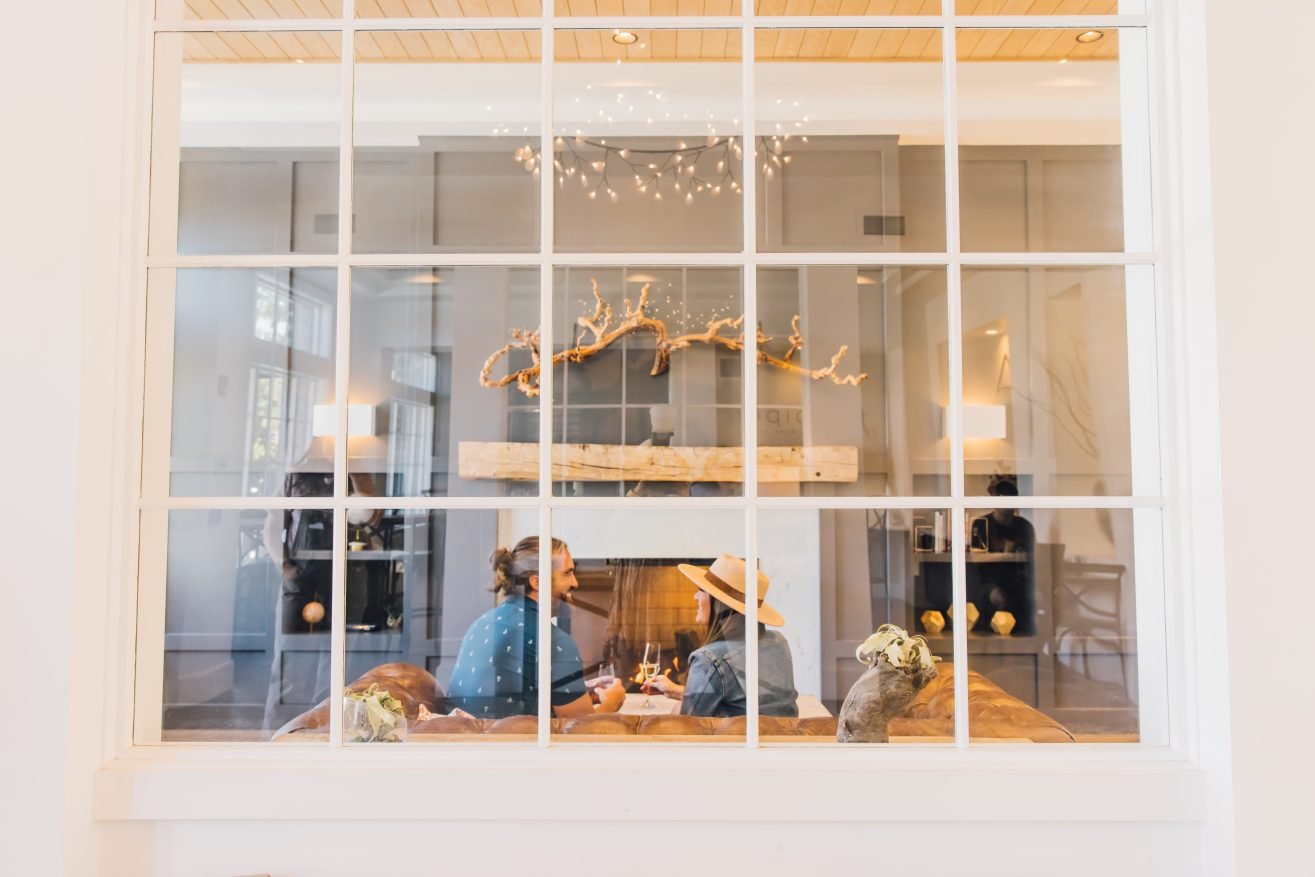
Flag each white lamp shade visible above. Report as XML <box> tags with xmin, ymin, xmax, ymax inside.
<box><xmin>312</xmin><ymin>404</ymin><xmax>376</xmax><ymax>437</ymax></box>
<box><xmin>649</xmin><ymin>404</ymin><xmax>677</xmax><ymax>434</ymax></box>
<box><xmin>943</xmin><ymin>404</ymin><xmax>1007</xmax><ymax>440</ymax></box>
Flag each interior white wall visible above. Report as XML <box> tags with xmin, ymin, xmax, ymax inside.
<box><xmin>1204</xmin><ymin>0</ymin><xmax>1315</xmax><ymax>872</ymax></box>
<box><xmin>3</xmin><ymin>1</ymin><xmax>1314</xmax><ymax>875</ymax></box>
<box><xmin>0</xmin><ymin>1</ymin><xmax>95</xmax><ymax>874</ymax></box>
<box><xmin>102</xmin><ymin>819</ymin><xmax>1206</xmax><ymax>877</ymax></box>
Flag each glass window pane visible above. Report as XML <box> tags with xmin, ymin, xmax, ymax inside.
<box><xmin>755</xmin><ymin>29</ymin><xmax>946</xmax><ymax>253</ymax></box>
<box><xmin>757</xmin><ymin>266</ymin><xmax>949</xmax><ymax>497</ymax></box>
<box><xmin>353</xmin><ymin>31</ymin><xmax>542</xmax><ymax>254</ymax></box>
<box><xmin>961</xmin><ymin>506</ymin><xmax>1156</xmax><ymax>744</ymax></box>
<box><xmin>157</xmin><ymin>0</ymin><xmax>345</xmax><ymax>20</ymax></box>
<box><xmin>552</xmin><ymin>266</ymin><xmax>744</xmax><ymax>497</ymax></box>
<box><xmin>956</xmin><ymin>0</ymin><xmax>1141</xmax><ymax>14</ymax></box>
<box><xmin>551</xmin><ymin>507</ymin><xmax>746</xmax><ymax>742</ymax></box>
<box><xmin>960</xmin><ymin>265</ymin><xmax>1156</xmax><ymax>497</ymax></box>
<box><xmin>561</xmin><ymin>1</ymin><xmax>744</xmax><ymax>15</ymax></box>
<box><xmin>760</xmin><ymin>508</ymin><xmax>953</xmax><ymax>743</ymax></box>
<box><xmin>146</xmin><ymin>268</ymin><xmax>338</xmax><ymax>498</ymax></box>
<box><xmin>152</xmin><ymin>507</ymin><xmax>334</xmax><ymax>743</ymax></box>
<box><xmin>149</xmin><ymin>32</ymin><xmax>343</xmax><ymax>257</ymax></box>
<box><xmin>348</xmin><ymin>266</ymin><xmax>541</xmax><ymax>497</ymax></box>
<box><xmin>356</xmin><ymin>0</ymin><xmax>541</xmax><ymax>17</ymax></box>
<box><xmin>342</xmin><ymin>508</ymin><xmax>541</xmax><ymax>742</ymax></box>
<box><xmin>756</xmin><ymin>0</ymin><xmax>941</xmax><ymax>14</ymax></box>
<box><xmin>957</xmin><ymin>28</ymin><xmax>1152</xmax><ymax>252</ymax></box>
<box><xmin>554</xmin><ymin>30</ymin><xmax>743</xmax><ymax>253</ymax></box>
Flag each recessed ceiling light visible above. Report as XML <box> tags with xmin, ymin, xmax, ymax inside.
<box><xmin>612</xmin><ymin>31</ymin><xmax>639</xmax><ymax>45</ymax></box>
<box><xmin>1076</xmin><ymin>30</ymin><xmax>1105</xmax><ymax>44</ymax></box>
<box><xmin>985</xmin><ymin>328</ymin><xmax>1000</xmax><ymax>336</ymax></box>
<box><xmin>407</xmin><ymin>273</ymin><xmax>444</xmax><ymax>285</ymax></box>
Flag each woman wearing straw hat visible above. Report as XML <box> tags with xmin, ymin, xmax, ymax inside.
<box><xmin>642</xmin><ymin>554</ymin><xmax>799</xmax><ymax>718</ymax></box>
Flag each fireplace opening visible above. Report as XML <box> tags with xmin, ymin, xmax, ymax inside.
<box><xmin>562</xmin><ymin>557</ymin><xmax>714</xmax><ymax>693</ymax></box>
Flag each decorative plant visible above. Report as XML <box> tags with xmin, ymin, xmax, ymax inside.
<box><xmin>838</xmin><ymin>624</ymin><xmax>940</xmax><ymax>744</ymax></box>
<box><xmin>855</xmin><ymin>623</ymin><xmax>940</xmax><ymax>672</ymax></box>
<box><xmin>343</xmin><ymin>683</ymin><xmax>406</xmax><ymax>743</ymax></box>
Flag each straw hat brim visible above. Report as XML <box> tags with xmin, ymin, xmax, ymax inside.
<box><xmin>677</xmin><ymin>563</ymin><xmax>786</xmax><ymax>627</ymax></box>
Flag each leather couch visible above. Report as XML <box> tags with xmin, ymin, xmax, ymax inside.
<box><xmin>275</xmin><ymin>661</ymin><xmax>1075</xmax><ymax>743</ymax></box>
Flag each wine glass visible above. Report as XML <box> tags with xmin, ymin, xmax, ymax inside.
<box><xmin>596</xmin><ymin>662</ymin><xmax>616</xmax><ymax>687</ymax></box>
<box><xmin>640</xmin><ymin>642</ymin><xmax>661</xmax><ymax>710</ymax></box>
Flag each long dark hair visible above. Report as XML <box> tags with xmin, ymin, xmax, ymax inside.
<box><xmin>491</xmin><ymin>536</ymin><xmax>566</xmax><ymax>599</ymax></box>
<box><xmin>701</xmin><ymin>592</ymin><xmax>767</xmax><ymax>646</ymax></box>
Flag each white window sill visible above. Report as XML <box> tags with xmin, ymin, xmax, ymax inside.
<box><xmin>93</xmin><ymin>745</ymin><xmax>1208</xmax><ymax>823</ymax></box>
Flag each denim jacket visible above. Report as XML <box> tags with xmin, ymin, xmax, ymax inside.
<box><xmin>679</xmin><ymin>616</ymin><xmax>799</xmax><ymax>718</ymax></box>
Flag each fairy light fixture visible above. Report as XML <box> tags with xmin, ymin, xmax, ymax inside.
<box><xmin>513</xmin><ymin>135</ymin><xmax>799</xmax><ymax>206</ymax></box>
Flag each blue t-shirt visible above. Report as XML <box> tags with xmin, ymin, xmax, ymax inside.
<box><xmin>446</xmin><ymin>594</ymin><xmax>587</xmax><ymax>718</ymax></box>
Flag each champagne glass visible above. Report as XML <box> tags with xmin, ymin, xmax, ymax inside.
<box><xmin>593</xmin><ymin>661</ymin><xmax>617</xmax><ymax>708</ymax></box>
<box><xmin>641</xmin><ymin>642</ymin><xmax>661</xmax><ymax>710</ymax></box>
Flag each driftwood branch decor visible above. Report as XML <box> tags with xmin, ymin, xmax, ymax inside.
<box><xmin>480</xmin><ymin>279</ymin><xmax>868</xmax><ymax>398</ymax></box>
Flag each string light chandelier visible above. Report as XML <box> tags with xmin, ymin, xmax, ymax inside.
<box><xmin>513</xmin><ymin>135</ymin><xmax>799</xmax><ymax>206</ymax></box>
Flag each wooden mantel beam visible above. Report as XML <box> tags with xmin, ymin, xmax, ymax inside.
<box><xmin>458</xmin><ymin>441</ymin><xmax>858</xmax><ymax>483</ymax></box>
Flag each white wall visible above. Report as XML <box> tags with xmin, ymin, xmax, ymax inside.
<box><xmin>0</xmin><ymin>1</ymin><xmax>94</xmax><ymax>874</ymax></box>
<box><xmin>3</xmin><ymin>1</ymin><xmax>1314</xmax><ymax>875</ymax></box>
<box><xmin>1204</xmin><ymin>0</ymin><xmax>1315</xmax><ymax>872</ymax></box>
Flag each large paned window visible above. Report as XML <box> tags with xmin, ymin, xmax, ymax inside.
<box><xmin>139</xmin><ymin>0</ymin><xmax>1164</xmax><ymax>750</ymax></box>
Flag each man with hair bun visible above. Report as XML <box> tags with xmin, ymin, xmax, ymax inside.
<box><xmin>447</xmin><ymin>536</ymin><xmax>625</xmax><ymax>718</ymax></box>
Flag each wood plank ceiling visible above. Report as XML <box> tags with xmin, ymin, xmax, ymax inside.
<box><xmin>178</xmin><ymin>0</ymin><xmax>1120</xmax><ymax>62</ymax></box>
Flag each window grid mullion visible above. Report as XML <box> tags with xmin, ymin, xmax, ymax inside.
<box><xmin>327</xmin><ymin>0</ymin><xmax>358</xmax><ymax>751</ymax></box>
<box><xmin>741</xmin><ymin>15</ymin><xmax>760</xmax><ymax>752</ymax></box>
<box><xmin>142</xmin><ymin>251</ymin><xmax>1160</xmax><ymax>270</ymax></box>
<box><xmin>135</xmin><ymin>494</ymin><xmax>1168</xmax><ymax>511</ymax></box>
<box><xmin>538</xmin><ymin>0</ymin><xmax>557</xmax><ymax>749</ymax></box>
<box><xmin>941</xmin><ymin>5</ymin><xmax>972</xmax><ymax>752</ymax></box>
<box><xmin>147</xmin><ymin>15</ymin><xmax>1152</xmax><ymax>33</ymax></box>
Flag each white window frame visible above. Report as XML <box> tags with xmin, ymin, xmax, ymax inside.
<box><xmin>91</xmin><ymin>0</ymin><xmax>1232</xmax><ymax>825</ymax></box>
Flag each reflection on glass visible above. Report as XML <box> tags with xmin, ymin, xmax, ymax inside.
<box><xmin>353</xmin><ymin>31</ymin><xmax>541</xmax><ymax>253</ymax></box>
<box><xmin>158</xmin><ymin>0</ymin><xmax>345</xmax><ymax>19</ymax></box>
<box><xmin>960</xmin><ymin>507</ymin><xmax>1146</xmax><ymax>743</ymax></box>
<box><xmin>154</xmin><ymin>268</ymin><xmax>337</xmax><ymax>498</ymax></box>
<box><xmin>340</xmin><ymin>509</ymin><xmax>540</xmax><ymax>740</ymax></box>
<box><xmin>552</xmin><ymin>507</ymin><xmax>745</xmax><ymax>742</ymax></box>
<box><xmin>759</xmin><ymin>508</ymin><xmax>953</xmax><ymax>743</ymax></box>
<box><xmin>961</xmin><ymin>265</ymin><xmax>1152</xmax><ymax>497</ymax></box>
<box><xmin>957</xmin><ymin>29</ymin><xmax>1150</xmax><ymax>252</ymax></box>
<box><xmin>348</xmin><ymin>267</ymin><xmax>540</xmax><ymax>497</ymax></box>
<box><xmin>156</xmin><ymin>508</ymin><xmax>333</xmax><ymax>742</ymax></box>
<box><xmin>755</xmin><ymin>29</ymin><xmax>945</xmax><ymax>252</ymax></box>
<box><xmin>150</xmin><ymin>32</ymin><xmax>342</xmax><ymax>256</ymax></box>
<box><xmin>552</xmin><ymin>266</ymin><xmax>743</xmax><ymax>497</ymax></box>
<box><xmin>554</xmin><ymin>30</ymin><xmax>743</xmax><ymax>252</ymax></box>
<box><xmin>757</xmin><ymin>266</ymin><xmax>948</xmax><ymax>497</ymax></box>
